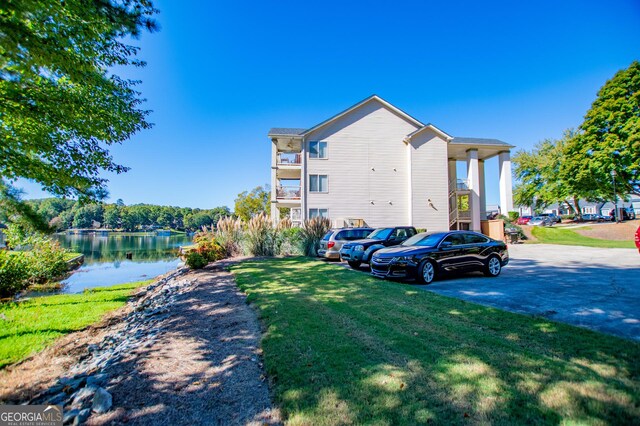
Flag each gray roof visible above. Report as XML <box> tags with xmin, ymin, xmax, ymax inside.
<box><xmin>451</xmin><ymin>137</ymin><xmax>513</xmax><ymax>147</ymax></box>
<box><xmin>268</xmin><ymin>127</ymin><xmax>306</xmax><ymax>136</ymax></box>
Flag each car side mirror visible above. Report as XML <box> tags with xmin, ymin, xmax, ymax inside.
<box><xmin>440</xmin><ymin>241</ymin><xmax>453</xmax><ymax>248</ymax></box>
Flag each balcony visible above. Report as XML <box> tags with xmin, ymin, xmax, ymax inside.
<box><xmin>449</xmin><ymin>178</ymin><xmax>470</xmax><ymax>193</ymax></box>
<box><xmin>276</xmin><ymin>185</ymin><xmax>301</xmax><ymax>200</ymax></box>
<box><xmin>277</xmin><ymin>152</ymin><xmax>302</xmax><ymax>166</ymax></box>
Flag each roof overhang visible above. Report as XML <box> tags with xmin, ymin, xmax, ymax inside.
<box><xmin>403</xmin><ymin>124</ymin><xmax>453</xmax><ymax>143</ymax></box>
<box><xmin>448</xmin><ymin>143</ymin><xmax>514</xmax><ymax>161</ymax></box>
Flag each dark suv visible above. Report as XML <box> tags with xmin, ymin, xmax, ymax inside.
<box><xmin>339</xmin><ymin>226</ymin><xmax>417</xmax><ymax>269</ymax></box>
<box><xmin>539</xmin><ymin>213</ymin><xmax>561</xmax><ymax>224</ymax></box>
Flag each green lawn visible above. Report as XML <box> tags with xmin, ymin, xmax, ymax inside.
<box><xmin>0</xmin><ymin>280</ymin><xmax>151</xmax><ymax>368</ymax></box>
<box><xmin>231</xmin><ymin>258</ymin><xmax>639</xmax><ymax>425</ymax></box>
<box><xmin>63</xmin><ymin>251</ymin><xmax>84</xmax><ymax>261</ymax></box>
<box><xmin>532</xmin><ymin>226</ymin><xmax>635</xmax><ymax>248</ymax></box>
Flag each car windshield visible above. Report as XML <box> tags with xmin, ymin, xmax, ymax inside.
<box><xmin>367</xmin><ymin>228</ymin><xmax>393</xmax><ymax>240</ymax></box>
<box><xmin>322</xmin><ymin>231</ymin><xmax>334</xmax><ymax>241</ymax></box>
<box><xmin>401</xmin><ymin>233</ymin><xmax>443</xmax><ymax>247</ymax></box>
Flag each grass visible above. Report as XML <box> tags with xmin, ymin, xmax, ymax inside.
<box><xmin>0</xmin><ymin>280</ymin><xmax>152</xmax><ymax>368</ymax></box>
<box><xmin>63</xmin><ymin>251</ymin><xmax>83</xmax><ymax>261</ymax></box>
<box><xmin>532</xmin><ymin>226</ymin><xmax>635</xmax><ymax>248</ymax></box>
<box><xmin>231</xmin><ymin>257</ymin><xmax>640</xmax><ymax>425</ymax></box>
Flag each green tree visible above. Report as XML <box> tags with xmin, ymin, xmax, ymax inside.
<box><xmin>234</xmin><ymin>186</ymin><xmax>270</xmax><ymax>221</ymax></box>
<box><xmin>563</xmin><ymin>61</ymin><xmax>640</xmax><ymax>197</ymax></box>
<box><xmin>513</xmin><ymin>132</ymin><xmax>585</xmax><ymax>214</ymax></box>
<box><xmin>103</xmin><ymin>205</ymin><xmax>121</xmax><ymax>229</ymax></box>
<box><xmin>0</xmin><ymin>0</ymin><xmax>158</xmax><ymax>225</ymax></box>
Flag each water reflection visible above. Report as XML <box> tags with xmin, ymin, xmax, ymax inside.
<box><xmin>53</xmin><ymin>233</ymin><xmax>192</xmax><ymax>264</ymax></box>
<box><xmin>51</xmin><ymin>233</ymin><xmax>193</xmax><ymax>293</ymax></box>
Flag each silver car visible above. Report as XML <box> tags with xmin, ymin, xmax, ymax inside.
<box><xmin>318</xmin><ymin>227</ymin><xmax>374</xmax><ymax>260</ymax></box>
<box><xmin>529</xmin><ymin>216</ymin><xmax>553</xmax><ymax>226</ymax></box>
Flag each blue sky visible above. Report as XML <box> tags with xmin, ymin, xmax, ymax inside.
<box><xmin>20</xmin><ymin>0</ymin><xmax>640</xmax><ymax>208</ymax></box>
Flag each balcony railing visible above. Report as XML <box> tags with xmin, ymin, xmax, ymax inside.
<box><xmin>449</xmin><ymin>178</ymin><xmax>470</xmax><ymax>191</ymax></box>
<box><xmin>276</xmin><ymin>186</ymin><xmax>301</xmax><ymax>200</ymax></box>
<box><xmin>277</xmin><ymin>152</ymin><xmax>302</xmax><ymax>166</ymax></box>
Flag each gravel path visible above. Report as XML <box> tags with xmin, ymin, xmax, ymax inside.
<box><xmin>0</xmin><ymin>262</ymin><xmax>280</xmax><ymax>425</ymax></box>
<box><xmin>90</xmin><ymin>263</ymin><xmax>279</xmax><ymax>425</ymax></box>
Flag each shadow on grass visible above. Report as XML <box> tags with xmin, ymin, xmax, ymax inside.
<box><xmin>232</xmin><ymin>257</ymin><xmax>640</xmax><ymax>424</ymax></box>
<box><xmin>4</xmin><ymin>257</ymin><xmax>637</xmax><ymax>424</ymax></box>
<box><xmin>3</xmin><ymin>266</ymin><xmax>276</xmax><ymax>425</ymax></box>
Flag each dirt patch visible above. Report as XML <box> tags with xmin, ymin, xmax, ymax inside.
<box><xmin>572</xmin><ymin>220</ymin><xmax>638</xmax><ymax>241</ymax></box>
<box><xmin>0</xmin><ymin>307</ymin><xmax>129</xmax><ymax>404</ymax></box>
<box><xmin>519</xmin><ymin>225</ymin><xmax>538</xmax><ymax>243</ymax></box>
<box><xmin>0</xmin><ymin>261</ymin><xmax>280</xmax><ymax>425</ymax></box>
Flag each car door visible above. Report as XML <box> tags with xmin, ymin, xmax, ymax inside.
<box><xmin>462</xmin><ymin>232</ymin><xmax>488</xmax><ymax>268</ymax></box>
<box><xmin>383</xmin><ymin>228</ymin><xmax>404</xmax><ymax>247</ymax></box>
<box><xmin>436</xmin><ymin>233</ymin><xmax>466</xmax><ymax>270</ymax></box>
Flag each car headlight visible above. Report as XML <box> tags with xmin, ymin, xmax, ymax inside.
<box><xmin>353</xmin><ymin>245</ymin><xmax>364</xmax><ymax>251</ymax></box>
<box><xmin>392</xmin><ymin>256</ymin><xmax>411</xmax><ymax>262</ymax></box>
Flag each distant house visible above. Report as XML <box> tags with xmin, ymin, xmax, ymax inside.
<box><xmin>519</xmin><ymin>195</ymin><xmax>640</xmax><ymax>217</ymax></box>
<box><xmin>269</xmin><ymin>95</ymin><xmax>515</xmax><ymax>232</ymax></box>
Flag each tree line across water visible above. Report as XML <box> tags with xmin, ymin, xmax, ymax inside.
<box><xmin>5</xmin><ymin>198</ymin><xmax>233</xmax><ymax>232</ymax></box>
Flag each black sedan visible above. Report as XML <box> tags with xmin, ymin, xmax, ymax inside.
<box><xmin>370</xmin><ymin>231</ymin><xmax>509</xmax><ymax>284</ymax></box>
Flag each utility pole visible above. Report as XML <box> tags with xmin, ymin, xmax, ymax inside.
<box><xmin>611</xmin><ymin>169</ymin><xmax>618</xmax><ymax>222</ymax></box>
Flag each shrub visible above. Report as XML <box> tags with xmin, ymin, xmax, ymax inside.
<box><xmin>193</xmin><ymin>230</ymin><xmax>226</xmax><ymax>262</ymax></box>
<box><xmin>196</xmin><ymin>239</ymin><xmax>226</xmax><ymax>262</ymax></box>
<box><xmin>300</xmin><ymin>217</ymin><xmax>331</xmax><ymax>257</ymax></box>
<box><xmin>23</xmin><ymin>238</ymin><xmax>68</xmax><ymax>284</ymax></box>
<box><xmin>185</xmin><ymin>251</ymin><xmax>207</xmax><ymax>269</ymax></box>
<box><xmin>216</xmin><ymin>217</ymin><xmax>244</xmax><ymax>257</ymax></box>
<box><xmin>245</xmin><ymin>213</ymin><xmax>275</xmax><ymax>256</ymax></box>
<box><xmin>0</xmin><ymin>252</ymin><xmax>29</xmax><ymax>298</ymax></box>
<box><xmin>508</xmin><ymin>211</ymin><xmax>520</xmax><ymax>222</ymax></box>
<box><xmin>276</xmin><ymin>227</ymin><xmax>304</xmax><ymax>256</ymax></box>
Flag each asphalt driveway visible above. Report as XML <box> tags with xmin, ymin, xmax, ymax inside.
<box><xmin>418</xmin><ymin>244</ymin><xmax>640</xmax><ymax>341</ymax></box>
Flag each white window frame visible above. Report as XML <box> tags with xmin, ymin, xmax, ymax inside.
<box><xmin>309</xmin><ymin>141</ymin><xmax>328</xmax><ymax>159</ymax></box>
<box><xmin>309</xmin><ymin>208</ymin><xmax>329</xmax><ymax>219</ymax></box>
<box><xmin>309</xmin><ymin>174</ymin><xmax>329</xmax><ymax>193</ymax></box>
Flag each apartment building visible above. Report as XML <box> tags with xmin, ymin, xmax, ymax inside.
<box><xmin>269</xmin><ymin>95</ymin><xmax>514</xmax><ymax>232</ymax></box>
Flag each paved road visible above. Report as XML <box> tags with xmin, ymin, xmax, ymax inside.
<box><xmin>418</xmin><ymin>244</ymin><xmax>640</xmax><ymax>341</ymax></box>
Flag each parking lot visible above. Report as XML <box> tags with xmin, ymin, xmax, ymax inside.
<box><xmin>418</xmin><ymin>244</ymin><xmax>640</xmax><ymax>341</ymax></box>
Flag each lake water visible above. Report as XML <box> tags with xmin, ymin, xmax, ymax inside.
<box><xmin>52</xmin><ymin>233</ymin><xmax>193</xmax><ymax>293</ymax></box>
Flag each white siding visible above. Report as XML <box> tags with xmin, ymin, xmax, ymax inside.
<box><xmin>410</xmin><ymin>130</ymin><xmax>450</xmax><ymax>231</ymax></box>
<box><xmin>304</xmin><ymin>100</ymin><xmax>419</xmax><ymax>227</ymax></box>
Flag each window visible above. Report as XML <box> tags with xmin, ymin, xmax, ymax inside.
<box><xmin>309</xmin><ymin>174</ymin><xmax>328</xmax><ymax>192</ymax></box>
<box><xmin>368</xmin><ymin>228</ymin><xmax>393</xmax><ymax>240</ymax></box>
<box><xmin>402</xmin><ymin>233</ymin><xmax>442</xmax><ymax>247</ymax></box>
<box><xmin>442</xmin><ymin>234</ymin><xmax>465</xmax><ymax>246</ymax></box>
<box><xmin>309</xmin><ymin>141</ymin><xmax>328</xmax><ymax>159</ymax></box>
<box><xmin>309</xmin><ymin>208</ymin><xmax>328</xmax><ymax>219</ymax></box>
<box><xmin>336</xmin><ymin>229</ymin><xmax>373</xmax><ymax>241</ymax></box>
<box><xmin>464</xmin><ymin>233</ymin><xmax>489</xmax><ymax>244</ymax></box>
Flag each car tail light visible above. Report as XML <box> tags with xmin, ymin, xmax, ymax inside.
<box><xmin>327</xmin><ymin>241</ymin><xmax>335</xmax><ymax>249</ymax></box>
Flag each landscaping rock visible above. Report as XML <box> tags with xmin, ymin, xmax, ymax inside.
<box><xmin>24</xmin><ymin>267</ymin><xmax>194</xmax><ymax>415</ymax></box>
<box><xmin>91</xmin><ymin>387</ymin><xmax>112</xmax><ymax>414</ymax></box>
<box><xmin>63</xmin><ymin>409</ymin><xmax>79</xmax><ymax>425</ymax></box>
<box><xmin>86</xmin><ymin>373</ymin><xmax>109</xmax><ymax>387</ymax></box>
<box><xmin>46</xmin><ymin>392</ymin><xmax>67</xmax><ymax>405</ymax></box>
<box><xmin>70</xmin><ymin>384</ymin><xmax>97</xmax><ymax>408</ymax></box>
<box><xmin>75</xmin><ymin>408</ymin><xmax>91</xmax><ymax>425</ymax></box>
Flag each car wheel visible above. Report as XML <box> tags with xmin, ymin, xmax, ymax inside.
<box><xmin>348</xmin><ymin>260</ymin><xmax>361</xmax><ymax>269</ymax></box>
<box><xmin>484</xmin><ymin>255</ymin><xmax>502</xmax><ymax>277</ymax></box>
<box><xmin>418</xmin><ymin>260</ymin><xmax>436</xmax><ymax>284</ymax></box>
